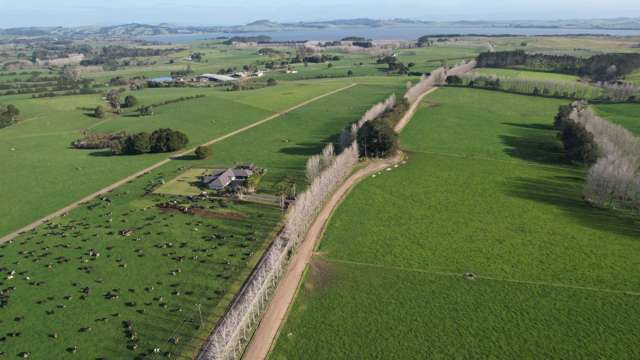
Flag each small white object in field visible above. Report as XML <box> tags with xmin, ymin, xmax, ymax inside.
<box><xmin>372</xmin><ymin>174</ymin><xmax>376</xmax><ymax>178</ymax></box>
<box><xmin>10</xmin><ymin>147</ymin><xmax>16</xmax><ymax>151</ymax></box>
<box><xmin>394</xmin><ymin>164</ymin><xmax>399</xmax><ymax>168</ymax></box>
<box><xmin>386</xmin><ymin>168</ymin><xmax>392</xmax><ymax>171</ymax></box>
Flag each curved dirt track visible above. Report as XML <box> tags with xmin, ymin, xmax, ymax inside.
<box><xmin>244</xmin><ymin>88</ymin><xmax>437</xmax><ymax>360</ymax></box>
<box><xmin>0</xmin><ymin>83</ymin><xmax>357</xmax><ymax>244</ymax></box>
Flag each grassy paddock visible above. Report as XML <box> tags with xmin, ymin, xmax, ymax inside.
<box><xmin>271</xmin><ymin>88</ymin><xmax>640</xmax><ymax>359</ymax></box>
<box><xmin>471</xmin><ymin>67</ymin><xmax>581</xmax><ymax>82</ymax></box>
<box><xmin>595</xmin><ymin>103</ymin><xmax>640</xmax><ymax>135</ymax></box>
<box><xmin>0</xmin><ymin>77</ymin><xmax>401</xmax><ymax>237</ymax></box>
<box><xmin>0</xmin><ymin>78</ymin><xmax>407</xmax><ymax>359</ymax></box>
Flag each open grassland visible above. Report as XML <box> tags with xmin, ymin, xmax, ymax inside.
<box><xmin>595</xmin><ymin>103</ymin><xmax>640</xmax><ymax>135</ymax></box>
<box><xmin>471</xmin><ymin>67</ymin><xmax>581</xmax><ymax>82</ymax></box>
<box><xmin>271</xmin><ymin>88</ymin><xmax>640</xmax><ymax>359</ymax></box>
<box><xmin>0</xmin><ymin>77</ymin><xmax>402</xmax><ymax>237</ymax></box>
<box><xmin>0</xmin><ymin>78</ymin><xmax>406</xmax><ymax>359</ymax></box>
<box><xmin>482</xmin><ymin>36</ymin><xmax>640</xmax><ymax>56</ymax></box>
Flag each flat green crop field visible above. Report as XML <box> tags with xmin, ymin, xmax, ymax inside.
<box><xmin>0</xmin><ymin>77</ymin><xmax>401</xmax><ymax>237</ymax></box>
<box><xmin>626</xmin><ymin>69</ymin><xmax>640</xmax><ymax>85</ymax></box>
<box><xmin>272</xmin><ymin>88</ymin><xmax>640</xmax><ymax>359</ymax></box>
<box><xmin>472</xmin><ymin>67</ymin><xmax>581</xmax><ymax>82</ymax></box>
<box><xmin>595</xmin><ymin>103</ymin><xmax>640</xmax><ymax>135</ymax></box>
<box><xmin>0</xmin><ymin>79</ymin><xmax>407</xmax><ymax>359</ymax></box>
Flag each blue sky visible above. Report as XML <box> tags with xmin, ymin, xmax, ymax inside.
<box><xmin>0</xmin><ymin>0</ymin><xmax>638</xmax><ymax>27</ymax></box>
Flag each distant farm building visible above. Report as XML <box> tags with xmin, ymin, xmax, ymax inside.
<box><xmin>148</xmin><ymin>76</ymin><xmax>175</xmax><ymax>85</ymax></box>
<box><xmin>202</xmin><ymin>166</ymin><xmax>254</xmax><ymax>191</ymax></box>
<box><xmin>197</xmin><ymin>74</ymin><xmax>236</xmax><ymax>82</ymax></box>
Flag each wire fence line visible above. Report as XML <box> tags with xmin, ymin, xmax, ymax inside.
<box><xmin>197</xmin><ymin>61</ymin><xmax>477</xmax><ymax>360</ymax></box>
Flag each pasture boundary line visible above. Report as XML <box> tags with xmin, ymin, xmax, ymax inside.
<box><xmin>323</xmin><ymin>258</ymin><xmax>640</xmax><ymax>297</ymax></box>
<box><xmin>0</xmin><ymin>83</ymin><xmax>358</xmax><ymax>244</ymax></box>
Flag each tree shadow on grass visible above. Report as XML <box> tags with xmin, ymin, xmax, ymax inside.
<box><xmin>500</xmin><ymin>122</ymin><xmax>567</xmax><ymax>166</ymax></box>
<box><xmin>502</xmin><ymin>122</ymin><xmax>554</xmax><ymax>131</ymax></box>
<box><xmin>88</xmin><ymin>150</ymin><xmax>115</xmax><ymax>157</ymax></box>
<box><xmin>505</xmin><ymin>175</ymin><xmax>640</xmax><ymax>238</ymax></box>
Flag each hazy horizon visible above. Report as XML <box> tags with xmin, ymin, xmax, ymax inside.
<box><xmin>1</xmin><ymin>0</ymin><xmax>639</xmax><ymax>28</ymax></box>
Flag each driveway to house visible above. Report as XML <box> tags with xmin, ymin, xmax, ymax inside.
<box><xmin>0</xmin><ymin>83</ymin><xmax>358</xmax><ymax>244</ymax></box>
<box><xmin>243</xmin><ymin>87</ymin><xmax>438</xmax><ymax>360</ymax></box>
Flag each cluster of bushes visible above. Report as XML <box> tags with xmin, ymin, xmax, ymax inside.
<box><xmin>137</xmin><ymin>94</ymin><xmax>206</xmax><ymax>115</ymax></box>
<box><xmin>376</xmin><ymin>55</ymin><xmax>416</xmax><ymax>75</ymax></box>
<box><xmin>477</xmin><ymin>50</ymin><xmax>640</xmax><ymax>82</ymax></box>
<box><xmin>110</xmin><ymin>128</ymin><xmax>189</xmax><ymax>155</ymax></box>
<box><xmin>71</xmin><ymin>132</ymin><xmax>127</xmax><ymax>149</ymax></box>
<box><xmin>291</xmin><ymin>54</ymin><xmax>341</xmax><ymax>64</ymax></box>
<box><xmin>554</xmin><ymin>105</ymin><xmax>598</xmax><ymax>165</ymax></box>
<box><xmin>0</xmin><ymin>104</ymin><xmax>19</xmax><ymax>128</ymax></box>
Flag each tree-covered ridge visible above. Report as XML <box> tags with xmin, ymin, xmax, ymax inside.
<box><xmin>477</xmin><ymin>50</ymin><xmax>640</xmax><ymax>82</ymax></box>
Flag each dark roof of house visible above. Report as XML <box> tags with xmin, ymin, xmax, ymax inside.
<box><xmin>203</xmin><ymin>167</ymin><xmax>254</xmax><ymax>190</ymax></box>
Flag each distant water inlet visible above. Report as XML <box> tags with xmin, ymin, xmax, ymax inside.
<box><xmin>143</xmin><ymin>26</ymin><xmax>640</xmax><ymax>43</ymax></box>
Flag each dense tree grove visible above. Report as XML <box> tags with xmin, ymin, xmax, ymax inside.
<box><xmin>110</xmin><ymin>128</ymin><xmax>188</xmax><ymax>155</ymax></box>
<box><xmin>477</xmin><ymin>50</ymin><xmax>640</xmax><ymax>82</ymax></box>
<box><xmin>0</xmin><ymin>103</ymin><xmax>19</xmax><ymax>128</ymax></box>
<box><xmin>80</xmin><ymin>46</ymin><xmax>183</xmax><ymax>66</ymax></box>
<box><xmin>554</xmin><ymin>106</ymin><xmax>598</xmax><ymax>165</ymax></box>
<box><xmin>357</xmin><ymin>119</ymin><xmax>398</xmax><ymax>158</ymax></box>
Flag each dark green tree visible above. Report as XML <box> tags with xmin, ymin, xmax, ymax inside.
<box><xmin>356</xmin><ymin>119</ymin><xmax>398</xmax><ymax>158</ymax></box>
<box><xmin>559</xmin><ymin>120</ymin><xmax>598</xmax><ymax>165</ymax></box>
<box><xmin>150</xmin><ymin>128</ymin><xmax>189</xmax><ymax>153</ymax></box>
<box><xmin>94</xmin><ymin>105</ymin><xmax>106</xmax><ymax>119</ymax></box>
<box><xmin>123</xmin><ymin>95</ymin><xmax>138</xmax><ymax>108</ymax></box>
<box><xmin>195</xmin><ymin>145</ymin><xmax>211</xmax><ymax>159</ymax></box>
<box><xmin>125</xmin><ymin>132</ymin><xmax>151</xmax><ymax>154</ymax></box>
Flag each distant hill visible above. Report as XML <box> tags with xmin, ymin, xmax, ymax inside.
<box><xmin>1</xmin><ymin>17</ymin><xmax>640</xmax><ymax>39</ymax></box>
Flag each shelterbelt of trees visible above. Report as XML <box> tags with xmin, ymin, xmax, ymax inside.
<box><xmin>554</xmin><ymin>102</ymin><xmax>640</xmax><ymax>210</ymax></box>
<box><xmin>478</xmin><ymin>50</ymin><xmax>640</xmax><ymax>82</ymax></box>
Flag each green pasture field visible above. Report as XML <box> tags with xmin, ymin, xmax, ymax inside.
<box><xmin>471</xmin><ymin>67</ymin><xmax>581</xmax><ymax>82</ymax></box>
<box><xmin>481</xmin><ymin>36</ymin><xmax>640</xmax><ymax>56</ymax></box>
<box><xmin>0</xmin><ymin>77</ymin><xmax>402</xmax><ymax>237</ymax></box>
<box><xmin>180</xmin><ymin>79</ymin><xmax>407</xmax><ymax>194</ymax></box>
<box><xmin>0</xmin><ymin>78</ymin><xmax>406</xmax><ymax>358</ymax></box>
<box><xmin>271</xmin><ymin>88</ymin><xmax>640</xmax><ymax>359</ymax></box>
<box><xmin>595</xmin><ymin>103</ymin><xmax>640</xmax><ymax>135</ymax></box>
<box><xmin>0</xmin><ymin>164</ymin><xmax>283</xmax><ymax>360</ymax></box>
<box><xmin>154</xmin><ymin>168</ymin><xmax>210</xmax><ymax>196</ymax></box>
